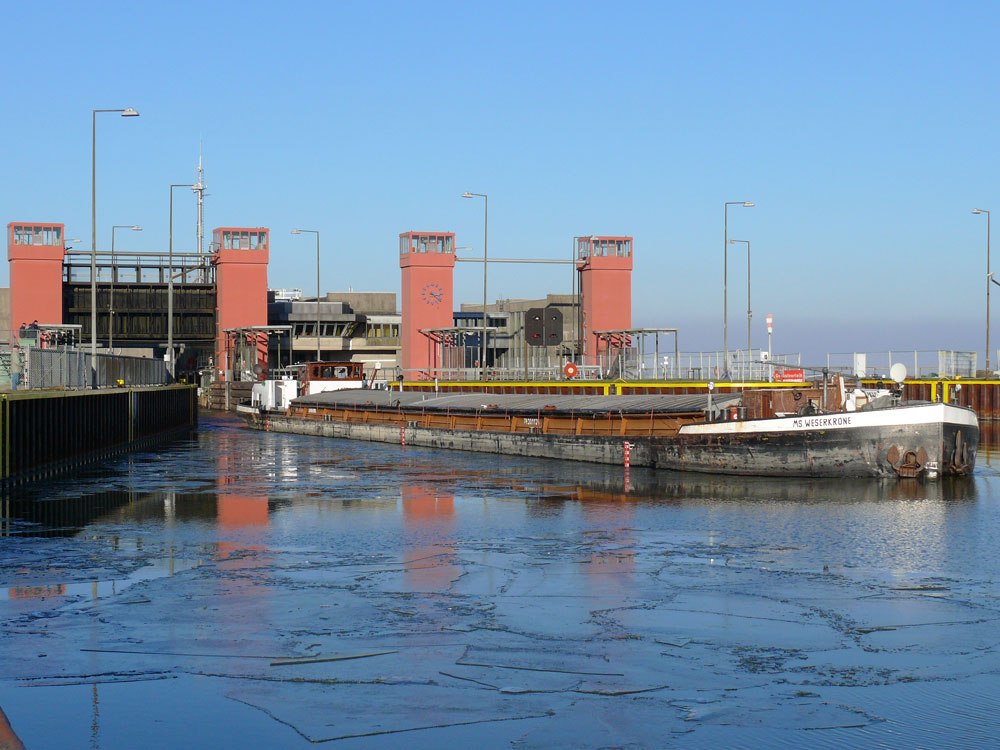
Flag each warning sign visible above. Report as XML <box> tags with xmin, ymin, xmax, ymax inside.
<box><xmin>774</xmin><ymin>369</ymin><xmax>806</xmax><ymax>382</ymax></box>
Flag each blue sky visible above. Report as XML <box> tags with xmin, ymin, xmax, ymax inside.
<box><xmin>3</xmin><ymin>1</ymin><xmax>998</xmax><ymax>364</ymax></box>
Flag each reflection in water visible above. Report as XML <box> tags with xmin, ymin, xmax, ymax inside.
<box><xmin>1</xmin><ymin>416</ymin><xmax>998</xmax><ymax>748</ymax></box>
<box><xmin>977</xmin><ymin>421</ymin><xmax>1000</xmax><ymax>468</ymax></box>
<box><xmin>401</xmin><ymin>484</ymin><xmax>459</xmax><ymax>592</ymax></box>
<box><xmin>521</xmin><ymin>467</ymin><xmax>978</xmax><ymax>508</ymax></box>
<box><xmin>0</xmin><ymin>705</ymin><xmax>25</xmax><ymax>750</ymax></box>
<box><xmin>1</xmin><ymin>490</ymin><xmax>213</xmax><ymax>604</ymax></box>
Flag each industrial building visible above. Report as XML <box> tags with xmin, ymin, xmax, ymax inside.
<box><xmin>267</xmin><ymin>289</ymin><xmax>400</xmax><ymax>374</ymax></box>
<box><xmin>5</xmin><ymin>221</ymin><xmax>633</xmax><ymax>385</ymax></box>
<box><xmin>398</xmin><ymin>231</ymin><xmax>633</xmax><ymax>379</ymax></box>
<box><xmin>6</xmin><ymin>221</ymin><xmax>269</xmax><ymax>381</ymax></box>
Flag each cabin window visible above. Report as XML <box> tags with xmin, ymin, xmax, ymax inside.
<box><xmin>334</xmin><ymin>366</ymin><xmax>348</xmax><ymax>378</ymax></box>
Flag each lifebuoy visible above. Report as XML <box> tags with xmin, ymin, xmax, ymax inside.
<box><xmin>564</xmin><ymin>362</ymin><xmax>578</xmax><ymax>378</ymax></box>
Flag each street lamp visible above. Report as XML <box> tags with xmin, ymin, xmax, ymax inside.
<box><xmin>572</xmin><ymin>235</ymin><xmax>597</xmax><ymax>366</ymax></box>
<box><xmin>291</xmin><ymin>229</ymin><xmax>321</xmax><ymax>361</ymax></box>
<box><xmin>729</xmin><ymin>239</ymin><xmax>751</xmax><ymax>371</ymax></box>
<box><xmin>91</xmin><ymin>107</ymin><xmax>139</xmax><ymax>383</ymax></box>
<box><xmin>109</xmin><ymin>224</ymin><xmax>142</xmax><ymax>349</ymax></box>
<box><xmin>168</xmin><ymin>183</ymin><xmax>193</xmax><ymax>378</ymax></box>
<box><xmin>462</xmin><ymin>192</ymin><xmax>488</xmax><ymax>381</ymax></box>
<box><xmin>974</xmin><ymin>208</ymin><xmax>991</xmax><ymax>373</ymax></box>
<box><xmin>723</xmin><ymin>201</ymin><xmax>754</xmax><ymax>377</ymax></box>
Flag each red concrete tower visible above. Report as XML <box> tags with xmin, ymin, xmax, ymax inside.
<box><xmin>8</xmin><ymin>223</ymin><xmax>66</xmax><ymax>343</ymax></box>
<box><xmin>213</xmin><ymin>227</ymin><xmax>269</xmax><ymax>379</ymax></box>
<box><xmin>399</xmin><ymin>232</ymin><xmax>456</xmax><ymax>378</ymax></box>
<box><xmin>577</xmin><ymin>236</ymin><xmax>633</xmax><ymax>365</ymax></box>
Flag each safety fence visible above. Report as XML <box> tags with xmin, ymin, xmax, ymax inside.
<box><xmin>0</xmin><ymin>348</ymin><xmax>171</xmax><ymax>390</ymax></box>
<box><xmin>825</xmin><ymin>350</ymin><xmax>978</xmax><ymax>379</ymax></box>
<box><xmin>398</xmin><ymin>350</ymin><xmax>802</xmax><ymax>383</ymax></box>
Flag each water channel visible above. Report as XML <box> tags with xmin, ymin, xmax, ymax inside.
<box><xmin>2</xmin><ymin>414</ymin><xmax>1000</xmax><ymax>748</ymax></box>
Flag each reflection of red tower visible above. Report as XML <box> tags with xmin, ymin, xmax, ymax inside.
<box><xmin>401</xmin><ymin>484</ymin><xmax>458</xmax><ymax>591</ymax></box>
<box><xmin>399</xmin><ymin>232</ymin><xmax>456</xmax><ymax>378</ymax></box>
<box><xmin>577</xmin><ymin>489</ymin><xmax>635</xmax><ymax>594</ymax></box>
<box><xmin>7</xmin><ymin>222</ymin><xmax>65</xmax><ymax>343</ymax></box>
<box><xmin>216</xmin><ymin>431</ymin><xmax>270</xmax><ymax>545</ymax></box>
<box><xmin>577</xmin><ymin>236</ymin><xmax>633</xmax><ymax>366</ymax></box>
<box><xmin>213</xmin><ymin>227</ymin><xmax>269</xmax><ymax>380</ymax></box>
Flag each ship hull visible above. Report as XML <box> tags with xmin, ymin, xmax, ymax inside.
<box><xmin>240</xmin><ymin>402</ymin><xmax>977</xmax><ymax>479</ymax></box>
<box><xmin>654</xmin><ymin>404</ymin><xmax>977</xmax><ymax>478</ymax></box>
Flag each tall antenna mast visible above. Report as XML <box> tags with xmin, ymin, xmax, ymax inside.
<box><xmin>192</xmin><ymin>143</ymin><xmax>206</xmax><ymax>281</ymax></box>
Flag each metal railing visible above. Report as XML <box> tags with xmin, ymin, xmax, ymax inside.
<box><xmin>593</xmin><ymin>349</ymin><xmax>801</xmax><ymax>381</ymax></box>
<box><xmin>1</xmin><ymin>348</ymin><xmax>171</xmax><ymax>390</ymax></box>
<box><xmin>824</xmin><ymin>350</ymin><xmax>978</xmax><ymax>379</ymax></box>
<box><xmin>396</xmin><ymin>352</ymin><xmax>803</xmax><ymax>383</ymax></box>
<box><xmin>386</xmin><ymin>349</ymin><xmax>986</xmax><ymax>384</ymax></box>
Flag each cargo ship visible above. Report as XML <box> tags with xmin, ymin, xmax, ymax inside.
<box><xmin>238</xmin><ymin>379</ymin><xmax>978</xmax><ymax>479</ymax></box>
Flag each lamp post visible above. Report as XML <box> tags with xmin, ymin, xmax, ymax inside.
<box><xmin>462</xmin><ymin>192</ymin><xmax>488</xmax><ymax>381</ymax></box>
<box><xmin>168</xmin><ymin>184</ymin><xmax>193</xmax><ymax>378</ymax></box>
<box><xmin>91</xmin><ymin>107</ymin><xmax>139</xmax><ymax>384</ymax></box>
<box><xmin>729</xmin><ymin>239</ymin><xmax>751</xmax><ymax>374</ymax></box>
<box><xmin>723</xmin><ymin>201</ymin><xmax>754</xmax><ymax>377</ymax></box>
<box><xmin>109</xmin><ymin>225</ymin><xmax>142</xmax><ymax>349</ymax></box>
<box><xmin>291</xmin><ymin>229</ymin><xmax>321</xmax><ymax>361</ymax></box>
<box><xmin>974</xmin><ymin>208</ymin><xmax>992</xmax><ymax>373</ymax></box>
<box><xmin>571</xmin><ymin>236</ymin><xmax>594</xmax><ymax>367</ymax></box>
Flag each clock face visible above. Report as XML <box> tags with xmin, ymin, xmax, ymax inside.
<box><xmin>421</xmin><ymin>282</ymin><xmax>444</xmax><ymax>306</ymax></box>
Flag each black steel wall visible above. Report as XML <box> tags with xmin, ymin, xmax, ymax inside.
<box><xmin>0</xmin><ymin>385</ymin><xmax>197</xmax><ymax>484</ymax></box>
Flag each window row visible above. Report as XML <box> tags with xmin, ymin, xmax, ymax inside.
<box><xmin>12</xmin><ymin>225</ymin><xmax>62</xmax><ymax>246</ymax></box>
<box><xmin>220</xmin><ymin>230</ymin><xmax>268</xmax><ymax>250</ymax></box>
<box><xmin>400</xmin><ymin>234</ymin><xmax>454</xmax><ymax>254</ymax></box>
<box><xmin>365</xmin><ymin>323</ymin><xmax>399</xmax><ymax>338</ymax></box>
<box><xmin>291</xmin><ymin>322</ymin><xmax>399</xmax><ymax>338</ymax></box>
<box><xmin>577</xmin><ymin>238</ymin><xmax>632</xmax><ymax>259</ymax></box>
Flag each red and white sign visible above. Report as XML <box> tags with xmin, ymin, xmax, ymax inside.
<box><xmin>774</xmin><ymin>369</ymin><xmax>806</xmax><ymax>382</ymax></box>
<box><xmin>766</xmin><ymin>314</ymin><xmax>773</xmax><ymax>333</ymax></box>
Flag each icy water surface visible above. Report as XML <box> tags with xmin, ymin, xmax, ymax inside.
<box><xmin>2</xmin><ymin>414</ymin><xmax>1000</xmax><ymax>748</ymax></box>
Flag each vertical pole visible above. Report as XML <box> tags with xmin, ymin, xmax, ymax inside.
<box><xmin>524</xmin><ymin>316</ymin><xmax>528</xmax><ymax>381</ymax></box>
<box><xmin>723</xmin><ymin>203</ymin><xmax>728</xmax><ymax>377</ymax></box>
<box><xmin>571</xmin><ymin>237</ymin><xmax>576</xmax><ymax>365</ymax></box>
<box><xmin>168</xmin><ymin>187</ymin><xmax>174</xmax><ymax>378</ymax></box>
<box><xmin>577</xmin><ymin>262</ymin><xmax>583</xmax><ymax>367</ymax></box>
<box><xmin>91</xmin><ymin>111</ymin><xmax>98</xmax><ymax>388</ymax></box>
<box><xmin>316</xmin><ymin>232</ymin><xmax>321</xmax><ymax>362</ymax></box>
<box><xmin>109</xmin><ymin>227</ymin><xmax>115</xmax><ymax>349</ymax></box>
<box><xmin>481</xmin><ymin>196</ymin><xmax>488</xmax><ymax>382</ymax></box>
<box><xmin>655</xmin><ymin>333</ymin><xmax>660</xmax><ymax>381</ymax></box>
<box><xmin>746</xmin><ymin>241</ymin><xmax>751</xmax><ymax>371</ymax></box>
<box><xmin>988</xmin><ymin>211</ymin><xmax>992</xmax><ymax>374</ymax></box>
